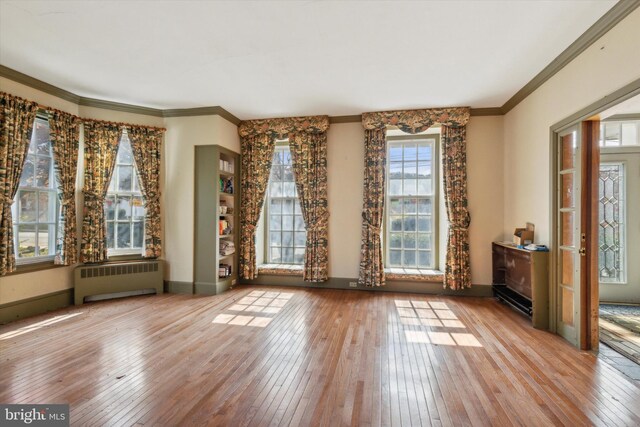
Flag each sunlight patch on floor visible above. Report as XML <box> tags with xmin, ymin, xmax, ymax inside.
<box><xmin>0</xmin><ymin>312</ymin><xmax>83</xmax><ymax>340</ymax></box>
<box><xmin>214</xmin><ymin>291</ymin><xmax>293</xmax><ymax>328</ymax></box>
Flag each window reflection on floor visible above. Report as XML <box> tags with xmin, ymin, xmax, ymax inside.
<box><xmin>395</xmin><ymin>300</ymin><xmax>483</xmax><ymax>347</ymax></box>
<box><xmin>213</xmin><ymin>291</ymin><xmax>293</xmax><ymax>328</ymax></box>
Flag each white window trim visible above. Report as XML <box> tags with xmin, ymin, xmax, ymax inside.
<box><xmin>384</xmin><ymin>134</ymin><xmax>440</xmax><ymax>270</ymax></box>
<box><xmin>599</xmin><ymin>161</ymin><xmax>627</xmax><ymax>285</ymax></box>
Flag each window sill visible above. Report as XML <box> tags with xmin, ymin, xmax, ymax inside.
<box><xmin>258</xmin><ymin>264</ymin><xmax>304</xmax><ymax>276</ymax></box>
<box><xmin>385</xmin><ymin>268</ymin><xmax>444</xmax><ymax>282</ymax></box>
<box><xmin>107</xmin><ymin>254</ymin><xmax>147</xmax><ymax>262</ymax></box>
<box><xmin>8</xmin><ymin>260</ymin><xmax>67</xmax><ymax>276</ymax></box>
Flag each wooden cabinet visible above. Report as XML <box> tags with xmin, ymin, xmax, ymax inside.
<box><xmin>492</xmin><ymin>242</ymin><xmax>549</xmax><ymax>329</ymax></box>
<box><xmin>194</xmin><ymin>145</ymin><xmax>240</xmax><ymax>295</ymax></box>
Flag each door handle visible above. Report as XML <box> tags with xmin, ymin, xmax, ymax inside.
<box><xmin>579</xmin><ymin>247</ymin><xmax>586</xmax><ymax>256</ymax></box>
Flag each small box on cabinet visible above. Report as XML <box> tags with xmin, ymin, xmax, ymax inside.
<box><xmin>513</xmin><ymin>223</ymin><xmax>535</xmax><ymax>246</ymax></box>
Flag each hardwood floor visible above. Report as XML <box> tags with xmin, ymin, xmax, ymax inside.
<box><xmin>1</xmin><ymin>286</ymin><xmax>639</xmax><ymax>426</ymax></box>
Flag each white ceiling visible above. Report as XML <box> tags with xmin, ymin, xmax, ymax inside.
<box><xmin>0</xmin><ymin>0</ymin><xmax>617</xmax><ymax>119</ymax></box>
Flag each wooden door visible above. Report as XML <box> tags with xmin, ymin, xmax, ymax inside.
<box><xmin>557</xmin><ymin>125</ymin><xmax>582</xmax><ymax>346</ymax></box>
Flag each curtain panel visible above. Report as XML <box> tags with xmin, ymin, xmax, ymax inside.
<box><xmin>238</xmin><ymin>115</ymin><xmax>330</xmax><ymax>281</ymax></box>
<box><xmin>80</xmin><ymin>121</ymin><xmax>121</xmax><ymax>263</ymax></box>
<box><xmin>239</xmin><ymin>133</ymin><xmax>275</xmax><ymax>279</ymax></box>
<box><xmin>128</xmin><ymin>126</ymin><xmax>164</xmax><ymax>258</ymax></box>
<box><xmin>0</xmin><ymin>92</ymin><xmax>38</xmax><ymax>275</ymax></box>
<box><xmin>48</xmin><ymin>110</ymin><xmax>81</xmax><ymax>266</ymax></box>
<box><xmin>358</xmin><ymin>128</ymin><xmax>387</xmax><ymax>287</ymax></box>
<box><xmin>358</xmin><ymin>107</ymin><xmax>471</xmax><ymax>289</ymax></box>
<box><xmin>442</xmin><ymin>125</ymin><xmax>471</xmax><ymax>289</ymax></box>
<box><xmin>289</xmin><ymin>132</ymin><xmax>329</xmax><ymax>282</ymax></box>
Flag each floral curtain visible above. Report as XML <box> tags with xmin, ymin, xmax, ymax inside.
<box><xmin>289</xmin><ymin>132</ymin><xmax>329</xmax><ymax>282</ymax></box>
<box><xmin>442</xmin><ymin>125</ymin><xmax>471</xmax><ymax>290</ymax></box>
<box><xmin>0</xmin><ymin>92</ymin><xmax>38</xmax><ymax>275</ymax></box>
<box><xmin>359</xmin><ymin>107</ymin><xmax>471</xmax><ymax>289</ymax></box>
<box><xmin>128</xmin><ymin>126</ymin><xmax>164</xmax><ymax>258</ymax></box>
<box><xmin>358</xmin><ymin>128</ymin><xmax>387</xmax><ymax>286</ymax></box>
<box><xmin>239</xmin><ymin>133</ymin><xmax>275</xmax><ymax>279</ymax></box>
<box><xmin>48</xmin><ymin>110</ymin><xmax>81</xmax><ymax>266</ymax></box>
<box><xmin>80</xmin><ymin>121</ymin><xmax>121</xmax><ymax>263</ymax></box>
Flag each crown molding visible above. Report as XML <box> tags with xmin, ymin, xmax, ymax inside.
<box><xmin>78</xmin><ymin>97</ymin><xmax>164</xmax><ymax>117</ymax></box>
<box><xmin>0</xmin><ymin>64</ymin><xmax>80</xmax><ymax>104</ymax></box>
<box><xmin>501</xmin><ymin>0</ymin><xmax>640</xmax><ymax>115</ymax></box>
<box><xmin>602</xmin><ymin>113</ymin><xmax>640</xmax><ymax>121</ymax></box>
<box><xmin>470</xmin><ymin>107</ymin><xmax>504</xmax><ymax>116</ymax></box>
<box><xmin>163</xmin><ymin>106</ymin><xmax>241</xmax><ymax>124</ymax></box>
<box><xmin>329</xmin><ymin>115</ymin><xmax>362</xmax><ymax>124</ymax></box>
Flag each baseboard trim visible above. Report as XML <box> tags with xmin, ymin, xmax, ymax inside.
<box><xmin>164</xmin><ymin>280</ymin><xmax>194</xmax><ymax>294</ymax></box>
<box><xmin>0</xmin><ymin>289</ymin><xmax>74</xmax><ymax>325</ymax></box>
<box><xmin>240</xmin><ymin>276</ymin><xmax>492</xmax><ymax>297</ymax></box>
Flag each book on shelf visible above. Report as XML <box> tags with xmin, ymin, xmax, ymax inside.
<box><xmin>219</xmin><ymin>263</ymin><xmax>232</xmax><ymax>278</ymax></box>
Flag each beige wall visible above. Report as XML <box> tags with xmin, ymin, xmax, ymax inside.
<box><xmin>503</xmin><ymin>8</ymin><xmax>640</xmax><ymax>246</ymax></box>
<box><xmin>163</xmin><ymin>115</ymin><xmax>240</xmax><ymax>282</ymax></box>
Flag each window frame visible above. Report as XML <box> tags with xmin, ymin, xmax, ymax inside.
<box><xmin>599</xmin><ymin>120</ymin><xmax>640</xmax><ymax>147</ymax></box>
<box><xmin>12</xmin><ymin>115</ymin><xmax>60</xmax><ymax>265</ymax></box>
<box><xmin>105</xmin><ymin>131</ymin><xmax>146</xmax><ymax>257</ymax></box>
<box><xmin>263</xmin><ymin>141</ymin><xmax>306</xmax><ymax>265</ymax></box>
<box><xmin>384</xmin><ymin>134</ymin><xmax>440</xmax><ymax>270</ymax></box>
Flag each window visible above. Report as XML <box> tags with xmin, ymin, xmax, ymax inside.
<box><xmin>12</xmin><ymin>117</ymin><xmax>60</xmax><ymax>262</ymax></box>
<box><xmin>599</xmin><ymin>162</ymin><xmax>626</xmax><ymax>283</ymax></box>
<box><xmin>386</xmin><ymin>136</ymin><xmax>438</xmax><ymax>269</ymax></box>
<box><xmin>265</xmin><ymin>144</ymin><xmax>305</xmax><ymax>264</ymax></box>
<box><xmin>105</xmin><ymin>132</ymin><xmax>145</xmax><ymax>255</ymax></box>
<box><xmin>599</xmin><ymin>121</ymin><xmax>640</xmax><ymax>147</ymax></box>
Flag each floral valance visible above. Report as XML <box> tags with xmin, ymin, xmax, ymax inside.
<box><xmin>238</xmin><ymin>115</ymin><xmax>330</xmax><ymax>139</ymax></box>
<box><xmin>362</xmin><ymin>107</ymin><xmax>470</xmax><ymax>134</ymax></box>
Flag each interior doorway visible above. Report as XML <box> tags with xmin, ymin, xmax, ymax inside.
<box><xmin>596</xmin><ymin>106</ymin><xmax>640</xmax><ymax>372</ymax></box>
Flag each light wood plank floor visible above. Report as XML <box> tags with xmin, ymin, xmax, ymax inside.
<box><xmin>1</xmin><ymin>286</ymin><xmax>639</xmax><ymax>426</ymax></box>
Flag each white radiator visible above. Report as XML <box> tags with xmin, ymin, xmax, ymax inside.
<box><xmin>74</xmin><ymin>260</ymin><xmax>164</xmax><ymax>305</ymax></box>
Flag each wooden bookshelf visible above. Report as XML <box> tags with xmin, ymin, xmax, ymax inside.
<box><xmin>194</xmin><ymin>145</ymin><xmax>240</xmax><ymax>295</ymax></box>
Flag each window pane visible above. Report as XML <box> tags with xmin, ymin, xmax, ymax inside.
<box><xmin>118</xmin><ymin>166</ymin><xmax>133</xmax><ymax>191</ymax></box>
<box><xmin>18</xmin><ymin>191</ymin><xmax>37</xmax><ymax>222</ymax></box>
<box><xmin>403</xmin><ymin>198</ymin><xmax>417</xmax><ymax>214</ymax></box>
<box><xmin>418</xmin><ymin>144</ymin><xmax>431</xmax><ymax>160</ymax></box>
<box><xmin>282</xmin><ymin>215</ymin><xmax>293</xmax><ymax>230</ymax></box>
<box><xmin>389</xmin><ymin>180</ymin><xmax>402</xmax><ymax>196</ymax></box>
<box><xmin>417</xmin><ymin>234</ymin><xmax>430</xmax><ymax>250</ymax></box>
<box><xmin>283</xmin><ymin>182</ymin><xmax>296</xmax><ymax>197</ymax></box>
<box><xmin>270</xmin><ymin>182</ymin><xmax>283</xmax><ymax>197</ymax></box>
<box><xmin>403</xmin><ymin>162</ymin><xmax>416</xmax><ymax>178</ymax></box>
<box><xmin>17</xmin><ymin>224</ymin><xmax>36</xmax><ymax>258</ymax></box>
<box><xmin>389</xmin><ymin>198</ymin><xmax>402</xmax><ymax>214</ymax></box>
<box><xmin>118</xmin><ymin>139</ymin><xmax>134</xmax><ymax>164</ymax></box>
<box><xmin>294</xmin><ymin>248</ymin><xmax>305</xmax><ymax>264</ymax></box>
<box><xmin>403</xmin><ymin>179</ymin><xmax>416</xmax><ymax>196</ymax></box>
<box><xmin>133</xmin><ymin>221</ymin><xmax>144</xmax><ymax>249</ymax></box>
<box><xmin>417</xmin><ymin>161</ymin><xmax>431</xmax><ymax>179</ymax></box>
<box><xmin>283</xmin><ymin>164</ymin><xmax>294</xmax><ymax>181</ymax></box>
<box><xmin>294</xmin><ymin>201</ymin><xmax>302</xmax><ymax>214</ymax></box>
<box><xmin>132</xmin><ymin>196</ymin><xmax>145</xmax><ymax>221</ymax></box>
<box><xmin>282</xmin><ymin>247</ymin><xmax>294</xmax><ymax>263</ymax></box>
<box><xmin>389</xmin><ymin>162</ymin><xmax>402</xmax><ymax>179</ymax></box>
<box><xmin>417</xmin><ymin>179</ymin><xmax>431</xmax><ymax>195</ymax></box>
<box><xmin>282</xmin><ymin>231</ymin><xmax>293</xmax><ymax>247</ymax></box>
<box><xmin>294</xmin><ymin>215</ymin><xmax>305</xmax><ymax>231</ymax></box>
<box><xmin>117</xmin><ymin>223</ymin><xmax>131</xmax><ymax>248</ymax></box>
<box><xmin>270</xmin><ymin>215</ymin><xmax>281</xmax><ymax>231</ymax></box>
<box><xmin>19</xmin><ymin>155</ymin><xmax>35</xmax><ymax>187</ymax></box>
<box><xmin>38</xmin><ymin>192</ymin><xmax>52</xmax><ymax>222</ymax></box>
<box><xmin>390</xmin><ymin>216</ymin><xmax>402</xmax><ymax>231</ymax></box>
<box><xmin>272</xmin><ymin>151</ymin><xmax>283</xmax><ymax>165</ymax></box>
<box><xmin>389</xmin><ymin>233</ymin><xmax>402</xmax><ymax>249</ymax></box>
<box><xmin>294</xmin><ymin>231</ymin><xmax>306</xmax><ymax>247</ymax></box>
<box><xmin>621</xmin><ymin>123</ymin><xmax>638</xmax><ymax>146</ymax></box>
<box><xmin>34</xmin><ymin>120</ymin><xmax>51</xmax><ymax>155</ymax></box>
<box><xmin>403</xmin><ymin>144</ymin><xmax>417</xmax><ymax>161</ymax></box>
<box><xmin>270</xmin><ymin>232</ymin><xmax>281</xmax><ymax>246</ymax></box>
<box><xmin>418</xmin><ymin>251</ymin><xmax>431</xmax><ymax>268</ymax></box>
<box><xmin>270</xmin><ymin>199</ymin><xmax>282</xmax><ymax>214</ymax></box>
<box><xmin>37</xmin><ymin>223</ymin><xmax>52</xmax><ymax>256</ymax></box>
<box><xmin>34</xmin><ymin>156</ymin><xmax>51</xmax><ymax>188</ymax></box>
<box><xmin>270</xmin><ymin>165</ymin><xmax>283</xmax><ymax>181</ymax></box>
<box><xmin>418</xmin><ymin>199</ymin><xmax>432</xmax><ymax>215</ymax></box>
<box><xmin>116</xmin><ymin>196</ymin><xmax>132</xmax><ymax>220</ymax></box>
<box><xmin>403</xmin><ymin>250</ymin><xmax>416</xmax><ymax>266</ymax></box>
<box><xmin>107</xmin><ymin>222</ymin><xmax>115</xmax><ymax>249</ymax></box>
<box><xmin>105</xmin><ymin>196</ymin><xmax>116</xmax><ymax>220</ymax></box>
<box><xmin>389</xmin><ymin>146</ymin><xmax>402</xmax><ymax>162</ymax></box>
<box><xmin>418</xmin><ymin>216</ymin><xmax>431</xmax><ymax>232</ymax></box>
<box><xmin>389</xmin><ymin>250</ymin><xmax>402</xmax><ymax>266</ymax></box>
<box><xmin>283</xmin><ymin>199</ymin><xmax>294</xmax><ymax>214</ymax></box>
<box><xmin>270</xmin><ymin>247</ymin><xmax>281</xmax><ymax>263</ymax></box>
<box><xmin>605</xmin><ymin>123</ymin><xmax>620</xmax><ymax>146</ymax></box>
<box><xmin>403</xmin><ymin>233</ymin><xmax>416</xmax><ymax>249</ymax></box>
<box><xmin>403</xmin><ymin>216</ymin><xmax>416</xmax><ymax>232</ymax></box>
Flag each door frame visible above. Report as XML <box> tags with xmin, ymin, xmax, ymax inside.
<box><xmin>548</xmin><ymin>77</ymin><xmax>640</xmax><ymax>350</ymax></box>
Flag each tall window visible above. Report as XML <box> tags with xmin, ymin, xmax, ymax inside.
<box><xmin>12</xmin><ymin>117</ymin><xmax>60</xmax><ymax>262</ymax></box>
<box><xmin>599</xmin><ymin>162</ymin><xmax>626</xmax><ymax>283</ymax></box>
<box><xmin>386</xmin><ymin>137</ymin><xmax>438</xmax><ymax>269</ymax></box>
<box><xmin>266</xmin><ymin>144</ymin><xmax>305</xmax><ymax>264</ymax></box>
<box><xmin>105</xmin><ymin>132</ymin><xmax>145</xmax><ymax>255</ymax></box>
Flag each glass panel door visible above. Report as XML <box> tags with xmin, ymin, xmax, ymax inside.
<box><xmin>557</xmin><ymin>125</ymin><xmax>581</xmax><ymax>345</ymax></box>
